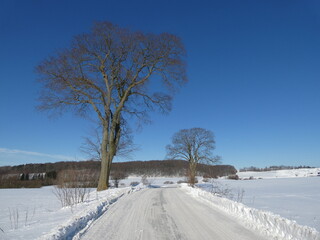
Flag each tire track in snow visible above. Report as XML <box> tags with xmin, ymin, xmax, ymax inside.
<box><xmin>80</xmin><ymin>186</ymin><xmax>266</xmax><ymax>240</ymax></box>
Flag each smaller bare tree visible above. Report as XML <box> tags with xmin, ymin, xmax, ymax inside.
<box><xmin>166</xmin><ymin>128</ymin><xmax>220</xmax><ymax>186</ymax></box>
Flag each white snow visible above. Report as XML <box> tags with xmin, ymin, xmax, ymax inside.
<box><xmin>203</xmin><ymin>168</ymin><xmax>320</xmax><ymax>231</ymax></box>
<box><xmin>80</xmin><ymin>186</ymin><xmax>266</xmax><ymax>240</ymax></box>
<box><xmin>199</xmin><ymin>177</ymin><xmax>320</xmax><ymax>231</ymax></box>
<box><xmin>0</xmin><ymin>185</ymin><xmax>144</xmax><ymax>240</ymax></box>
<box><xmin>182</xmin><ymin>184</ymin><xmax>320</xmax><ymax>240</ymax></box>
<box><xmin>1</xmin><ymin>169</ymin><xmax>319</xmax><ymax>240</ymax></box>
<box><xmin>237</xmin><ymin>167</ymin><xmax>320</xmax><ymax>179</ymax></box>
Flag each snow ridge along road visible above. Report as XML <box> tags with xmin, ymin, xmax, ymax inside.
<box><xmin>80</xmin><ymin>186</ymin><xmax>266</xmax><ymax>240</ymax></box>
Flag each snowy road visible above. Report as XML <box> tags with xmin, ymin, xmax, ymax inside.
<box><xmin>80</xmin><ymin>186</ymin><xmax>266</xmax><ymax>240</ymax></box>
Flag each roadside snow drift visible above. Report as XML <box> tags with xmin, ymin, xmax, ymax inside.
<box><xmin>37</xmin><ymin>185</ymin><xmax>144</xmax><ymax>240</ymax></box>
<box><xmin>182</xmin><ymin>184</ymin><xmax>320</xmax><ymax>240</ymax></box>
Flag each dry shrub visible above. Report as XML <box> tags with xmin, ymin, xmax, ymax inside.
<box><xmin>209</xmin><ymin>180</ymin><xmax>233</xmax><ymax>199</ymax></box>
<box><xmin>227</xmin><ymin>174</ymin><xmax>239</xmax><ymax>180</ymax></box>
<box><xmin>163</xmin><ymin>181</ymin><xmax>174</xmax><ymax>184</ymax></box>
<box><xmin>202</xmin><ymin>178</ymin><xmax>209</xmax><ymax>182</ymax></box>
<box><xmin>141</xmin><ymin>175</ymin><xmax>149</xmax><ymax>185</ymax></box>
<box><xmin>53</xmin><ymin>169</ymin><xmax>97</xmax><ymax>207</ymax></box>
<box><xmin>177</xmin><ymin>180</ymin><xmax>188</xmax><ymax>184</ymax></box>
<box><xmin>203</xmin><ymin>173</ymin><xmax>218</xmax><ymax>179</ymax></box>
<box><xmin>8</xmin><ymin>206</ymin><xmax>36</xmax><ymax>230</ymax></box>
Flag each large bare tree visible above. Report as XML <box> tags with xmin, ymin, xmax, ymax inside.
<box><xmin>166</xmin><ymin>128</ymin><xmax>220</xmax><ymax>186</ymax></box>
<box><xmin>37</xmin><ymin>22</ymin><xmax>187</xmax><ymax>190</ymax></box>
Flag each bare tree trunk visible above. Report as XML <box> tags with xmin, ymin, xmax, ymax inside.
<box><xmin>97</xmin><ymin>125</ymin><xmax>118</xmax><ymax>191</ymax></box>
<box><xmin>189</xmin><ymin>163</ymin><xmax>197</xmax><ymax>186</ymax></box>
<box><xmin>106</xmin><ymin>157</ymin><xmax>112</xmax><ymax>187</ymax></box>
<box><xmin>97</xmin><ymin>146</ymin><xmax>108</xmax><ymax>190</ymax></box>
<box><xmin>97</xmin><ymin>128</ymin><xmax>111</xmax><ymax>191</ymax></box>
<box><xmin>97</xmin><ymin>150</ymin><xmax>114</xmax><ymax>190</ymax></box>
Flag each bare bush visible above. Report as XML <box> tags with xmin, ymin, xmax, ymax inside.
<box><xmin>177</xmin><ymin>180</ymin><xmax>188</xmax><ymax>184</ymax></box>
<box><xmin>141</xmin><ymin>175</ymin><xmax>149</xmax><ymax>185</ymax></box>
<box><xmin>8</xmin><ymin>207</ymin><xmax>36</xmax><ymax>230</ymax></box>
<box><xmin>206</xmin><ymin>179</ymin><xmax>245</xmax><ymax>203</ymax></box>
<box><xmin>8</xmin><ymin>207</ymin><xmax>19</xmax><ymax>230</ymax></box>
<box><xmin>227</xmin><ymin>174</ymin><xmax>239</xmax><ymax>180</ymax></box>
<box><xmin>236</xmin><ymin>188</ymin><xmax>245</xmax><ymax>203</ymax></box>
<box><xmin>209</xmin><ymin>180</ymin><xmax>234</xmax><ymax>199</ymax></box>
<box><xmin>163</xmin><ymin>181</ymin><xmax>174</xmax><ymax>184</ymax></box>
<box><xmin>53</xmin><ymin>169</ymin><xmax>94</xmax><ymax>207</ymax></box>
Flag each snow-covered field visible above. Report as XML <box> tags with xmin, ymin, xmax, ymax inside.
<box><xmin>0</xmin><ymin>187</ymin><xmax>60</xmax><ymax>239</ymax></box>
<box><xmin>200</xmin><ymin>177</ymin><xmax>320</xmax><ymax>231</ymax></box>
<box><xmin>237</xmin><ymin>167</ymin><xmax>320</xmax><ymax>179</ymax></box>
<box><xmin>0</xmin><ymin>176</ymin><xmax>184</xmax><ymax>240</ymax></box>
<box><xmin>198</xmin><ymin>168</ymin><xmax>320</xmax><ymax>231</ymax></box>
<box><xmin>0</xmin><ymin>168</ymin><xmax>319</xmax><ymax>240</ymax></box>
<box><xmin>184</xmin><ymin>184</ymin><xmax>320</xmax><ymax>240</ymax></box>
<box><xmin>0</xmin><ymin>185</ymin><xmax>142</xmax><ymax>240</ymax></box>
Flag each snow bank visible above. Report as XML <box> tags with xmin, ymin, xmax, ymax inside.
<box><xmin>181</xmin><ymin>184</ymin><xmax>320</xmax><ymax>240</ymax></box>
<box><xmin>38</xmin><ymin>185</ymin><xmax>145</xmax><ymax>240</ymax></box>
<box><xmin>199</xmin><ymin>177</ymin><xmax>320</xmax><ymax>230</ymax></box>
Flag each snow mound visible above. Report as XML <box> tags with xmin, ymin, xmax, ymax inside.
<box><xmin>181</xmin><ymin>184</ymin><xmax>320</xmax><ymax>240</ymax></box>
<box><xmin>38</xmin><ymin>185</ymin><xmax>144</xmax><ymax>240</ymax></box>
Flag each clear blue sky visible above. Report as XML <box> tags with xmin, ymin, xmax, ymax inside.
<box><xmin>1</xmin><ymin>0</ymin><xmax>320</xmax><ymax>169</ymax></box>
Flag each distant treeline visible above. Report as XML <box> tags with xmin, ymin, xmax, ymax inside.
<box><xmin>239</xmin><ymin>165</ymin><xmax>314</xmax><ymax>172</ymax></box>
<box><xmin>0</xmin><ymin>160</ymin><xmax>236</xmax><ymax>177</ymax></box>
<box><xmin>0</xmin><ymin>160</ymin><xmax>236</xmax><ymax>188</ymax></box>
<box><xmin>111</xmin><ymin>160</ymin><xmax>236</xmax><ymax>177</ymax></box>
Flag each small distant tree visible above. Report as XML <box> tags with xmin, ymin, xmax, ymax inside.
<box><xmin>166</xmin><ymin>128</ymin><xmax>220</xmax><ymax>186</ymax></box>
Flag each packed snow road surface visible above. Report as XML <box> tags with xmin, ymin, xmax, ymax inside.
<box><xmin>80</xmin><ymin>186</ymin><xmax>266</xmax><ymax>240</ymax></box>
